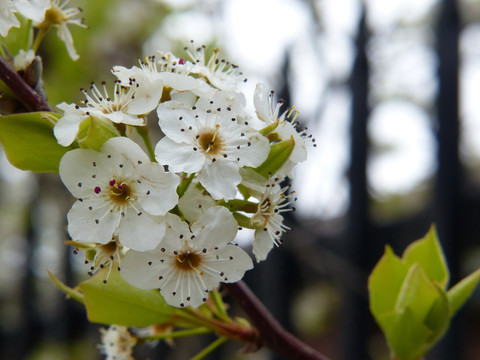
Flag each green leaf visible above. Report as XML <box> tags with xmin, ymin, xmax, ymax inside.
<box><xmin>395</xmin><ymin>264</ymin><xmax>440</xmax><ymax>323</ymax></box>
<box><xmin>0</xmin><ymin>112</ymin><xmax>75</xmax><ymax>172</ymax></box>
<box><xmin>253</xmin><ymin>136</ymin><xmax>295</xmax><ymax>178</ymax></box>
<box><xmin>379</xmin><ymin>307</ymin><xmax>431</xmax><ymax>360</ymax></box>
<box><xmin>369</xmin><ymin>246</ymin><xmax>408</xmax><ymax>317</ymax></box>
<box><xmin>79</xmin><ymin>268</ymin><xmax>175</xmax><ymax>327</ymax></box>
<box><xmin>402</xmin><ymin>225</ymin><xmax>449</xmax><ymax>288</ymax></box>
<box><xmin>447</xmin><ymin>268</ymin><xmax>480</xmax><ymax>316</ymax></box>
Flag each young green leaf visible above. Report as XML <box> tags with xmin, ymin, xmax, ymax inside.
<box><xmin>402</xmin><ymin>225</ymin><xmax>449</xmax><ymax>288</ymax></box>
<box><xmin>79</xmin><ymin>268</ymin><xmax>175</xmax><ymax>327</ymax></box>
<box><xmin>395</xmin><ymin>264</ymin><xmax>440</xmax><ymax>323</ymax></box>
<box><xmin>369</xmin><ymin>246</ymin><xmax>408</xmax><ymax>317</ymax></box>
<box><xmin>447</xmin><ymin>268</ymin><xmax>480</xmax><ymax>316</ymax></box>
<box><xmin>0</xmin><ymin>112</ymin><xmax>75</xmax><ymax>172</ymax></box>
<box><xmin>379</xmin><ymin>307</ymin><xmax>432</xmax><ymax>360</ymax></box>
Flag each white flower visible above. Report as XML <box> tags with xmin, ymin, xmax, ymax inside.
<box><xmin>14</xmin><ymin>0</ymin><xmax>86</xmax><ymax>60</ymax></box>
<box><xmin>59</xmin><ymin>136</ymin><xmax>180</xmax><ymax>251</ymax></box>
<box><xmin>184</xmin><ymin>42</ymin><xmax>247</xmax><ymax>92</ymax></box>
<box><xmin>120</xmin><ymin>206</ymin><xmax>253</xmax><ymax>308</ymax></box>
<box><xmin>112</xmin><ymin>53</ymin><xmax>213</xmax><ymax>108</ymax></box>
<box><xmin>98</xmin><ymin>325</ymin><xmax>136</xmax><ymax>360</ymax></box>
<box><xmin>155</xmin><ymin>99</ymin><xmax>270</xmax><ymax>200</ymax></box>
<box><xmin>254</xmin><ymin>83</ymin><xmax>310</xmax><ymax>178</ymax></box>
<box><xmin>250</xmin><ymin>180</ymin><xmax>295</xmax><ymax>262</ymax></box>
<box><xmin>54</xmin><ymin>81</ymin><xmax>150</xmax><ymax>146</ymax></box>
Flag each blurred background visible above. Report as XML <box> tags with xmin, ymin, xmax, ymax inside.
<box><xmin>1</xmin><ymin>0</ymin><xmax>480</xmax><ymax>359</ymax></box>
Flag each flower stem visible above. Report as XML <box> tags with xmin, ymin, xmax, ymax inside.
<box><xmin>141</xmin><ymin>327</ymin><xmax>212</xmax><ymax>341</ymax></box>
<box><xmin>0</xmin><ymin>56</ymin><xmax>53</xmax><ymax>112</ymax></box>
<box><xmin>223</xmin><ymin>281</ymin><xmax>331</xmax><ymax>360</ymax></box>
<box><xmin>190</xmin><ymin>336</ymin><xmax>228</xmax><ymax>360</ymax></box>
<box><xmin>136</xmin><ymin>125</ymin><xmax>156</xmax><ymax>161</ymax></box>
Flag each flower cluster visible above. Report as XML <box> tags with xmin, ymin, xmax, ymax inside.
<box><xmin>1</xmin><ymin>0</ymin><xmax>86</xmax><ymax>60</ymax></box>
<box><xmin>58</xmin><ymin>43</ymin><xmax>312</xmax><ymax>308</ymax></box>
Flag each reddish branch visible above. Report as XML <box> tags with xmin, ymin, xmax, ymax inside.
<box><xmin>0</xmin><ymin>56</ymin><xmax>53</xmax><ymax>112</ymax></box>
<box><xmin>223</xmin><ymin>281</ymin><xmax>331</xmax><ymax>360</ymax></box>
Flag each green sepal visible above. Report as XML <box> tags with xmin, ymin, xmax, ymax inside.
<box><xmin>77</xmin><ymin>115</ymin><xmax>120</xmax><ymax>151</ymax></box>
<box><xmin>253</xmin><ymin>136</ymin><xmax>295</xmax><ymax>178</ymax></box>
<box><xmin>48</xmin><ymin>271</ymin><xmax>84</xmax><ymax>305</ymax></box>
<box><xmin>447</xmin><ymin>268</ymin><xmax>480</xmax><ymax>316</ymax></box>
<box><xmin>237</xmin><ymin>184</ymin><xmax>251</xmax><ymax>200</ymax></box>
<box><xmin>222</xmin><ymin>199</ymin><xmax>258</xmax><ymax>213</ymax></box>
<box><xmin>232</xmin><ymin>212</ymin><xmax>255</xmax><ymax>229</ymax></box>
<box><xmin>79</xmin><ymin>268</ymin><xmax>175</xmax><ymax>327</ymax></box>
<box><xmin>259</xmin><ymin>119</ymin><xmax>279</xmax><ymax>137</ymax></box>
<box><xmin>0</xmin><ymin>112</ymin><xmax>75</xmax><ymax>172</ymax></box>
<box><xmin>403</xmin><ymin>225</ymin><xmax>449</xmax><ymax>288</ymax></box>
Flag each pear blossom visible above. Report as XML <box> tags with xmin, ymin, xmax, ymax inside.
<box><xmin>254</xmin><ymin>82</ymin><xmax>310</xmax><ymax>178</ymax></box>
<box><xmin>112</xmin><ymin>53</ymin><xmax>214</xmax><ymax>107</ymax></box>
<box><xmin>250</xmin><ymin>180</ymin><xmax>296</xmax><ymax>262</ymax></box>
<box><xmin>184</xmin><ymin>41</ymin><xmax>247</xmax><ymax>91</ymax></box>
<box><xmin>54</xmin><ymin>80</ymin><xmax>155</xmax><ymax>146</ymax></box>
<box><xmin>59</xmin><ymin>136</ymin><xmax>180</xmax><ymax>251</ymax></box>
<box><xmin>120</xmin><ymin>206</ymin><xmax>253</xmax><ymax>308</ymax></box>
<box><xmin>98</xmin><ymin>325</ymin><xmax>136</xmax><ymax>360</ymax></box>
<box><xmin>155</xmin><ymin>99</ymin><xmax>270</xmax><ymax>200</ymax></box>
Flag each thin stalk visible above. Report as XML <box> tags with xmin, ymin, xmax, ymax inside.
<box><xmin>136</xmin><ymin>125</ymin><xmax>155</xmax><ymax>161</ymax></box>
<box><xmin>224</xmin><ymin>281</ymin><xmax>331</xmax><ymax>360</ymax></box>
<box><xmin>0</xmin><ymin>56</ymin><xmax>53</xmax><ymax>111</ymax></box>
<box><xmin>209</xmin><ymin>290</ymin><xmax>229</xmax><ymax>321</ymax></box>
<box><xmin>190</xmin><ymin>337</ymin><xmax>228</xmax><ymax>360</ymax></box>
<box><xmin>141</xmin><ymin>327</ymin><xmax>212</xmax><ymax>341</ymax></box>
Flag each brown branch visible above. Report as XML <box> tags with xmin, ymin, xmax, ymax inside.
<box><xmin>223</xmin><ymin>281</ymin><xmax>331</xmax><ymax>360</ymax></box>
<box><xmin>0</xmin><ymin>56</ymin><xmax>53</xmax><ymax>112</ymax></box>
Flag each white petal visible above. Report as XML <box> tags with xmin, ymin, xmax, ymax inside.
<box><xmin>137</xmin><ymin>164</ymin><xmax>180</xmax><ymax>216</ymax></box>
<box><xmin>234</xmin><ymin>132</ymin><xmax>270</xmax><ymax>168</ymax></box>
<box><xmin>116</xmin><ymin>210</ymin><xmax>166</xmax><ymax>251</ymax></box>
<box><xmin>202</xmin><ymin>245</ymin><xmax>253</xmax><ymax>285</ymax></box>
<box><xmin>100</xmin><ymin>137</ymin><xmax>150</xmax><ymax>165</ymax></box>
<box><xmin>253</xmin><ymin>229</ymin><xmax>275</xmax><ymax>262</ymax></box>
<box><xmin>59</xmin><ymin>148</ymin><xmax>108</xmax><ymax>197</ymax></box>
<box><xmin>155</xmin><ymin>137</ymin><xmax>205</xmax><ymax>173</ymax></box>
<box><xmin>120</xmin><ymin>248</ymin><xmax>173</xmax><ymax>289</ymax></box>
<box><xmin>104</xmin><ymin>111</ymin><xmax>144</xmax><ymax>126</ymax></box>
<box><xmin>126</xmin><ymin>78</ymin><xmax>164</xmax><ymax>115</ymax></box>
<box><xmin>198</xmin><ymin>161</ymin><xmax>240</xmax><ymax>200</ymax></box>
<box><xmin>254</xmin><ymin>83</ymin><xmax>271</xmax><ymax>122</ymax></box>
<box><xmin>57</xmin><ymin>23</ymin><xmax>79</xmax><ymax>61</ymax></box>
<box><xmin>178</xmin><ymin>186</ymin><xmax>215</xmax><ymax>222</ymax></box>
<box><xmin>14</xmin><ymin>0</ymin><xmax>49</xmax><ymax>22</ymax></box>
<box><xmin>67</xmin><ymin>199</ymin><xmax>119</xmax><ymax>244</ymax></box>
<box><xmin>192</xmin><ymin>206</ymin><xmax>237</xmax><ymax>247</ymax></box>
